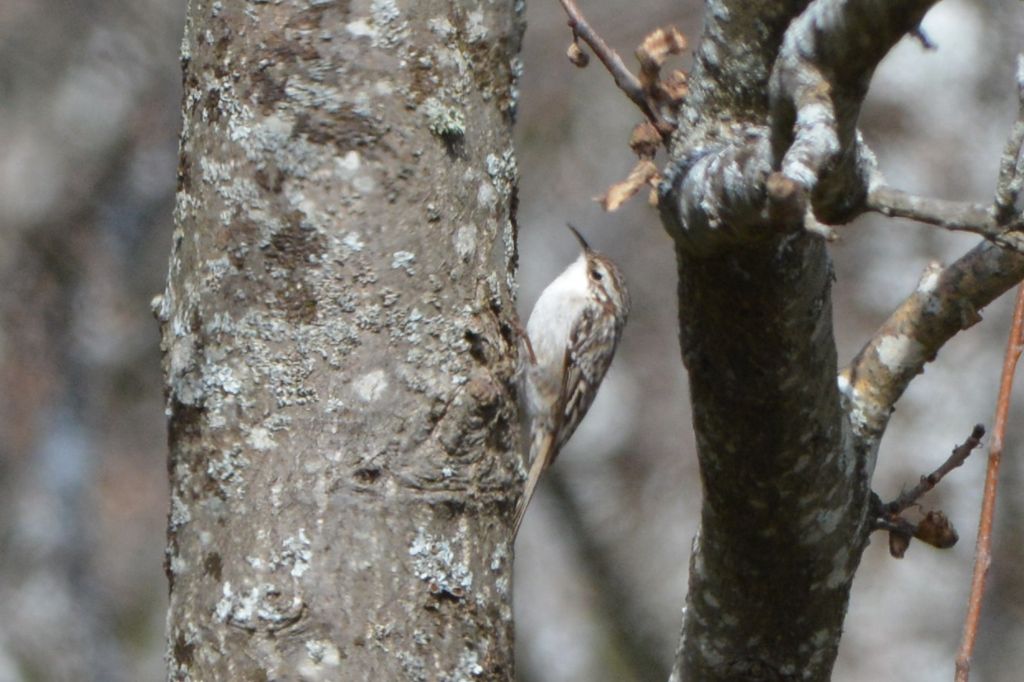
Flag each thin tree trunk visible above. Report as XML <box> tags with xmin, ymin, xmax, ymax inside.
<box><xmin>159</xmin><ymin>1</ymin><xmax>525</xmax><ymax>678</ymax></box>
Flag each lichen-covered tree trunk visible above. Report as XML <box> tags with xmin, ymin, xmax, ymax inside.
<box><xmin>158</xmin><ymin>1</ymin><xmax>525</xmax><ymax>678</ymax></box>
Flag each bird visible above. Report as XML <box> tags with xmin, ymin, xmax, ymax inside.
<box><xmin>512</xmin><ymin>224</ymin><xmax>630</xmax><ymax>538</ymax></box>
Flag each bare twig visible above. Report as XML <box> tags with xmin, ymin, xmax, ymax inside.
<box><xmin>883</xmin><ymin>424</ymin><xmax>986</xmax><ymax>515</ymax></box>
<box><xmin>872</xmin><ymin>514</ymin><xmax>917</xmax><ymax>536</ymax></box>
<box><xmin>995</xmin><ymin>55</ymin><xmax>1024</xmax><ymax>221</ymax></box>
<box><xmin>557</xmin><ymin>0</ymin><xmax>669</xmax><ymax>133</ymax></box>
<box><xmin>955</xmin><ymin>285</ymin><xmax>1024</xmax><ymax>681</ymax></box>
<box><xmin>866</xmin><ymin>186</ymin><xmax>1024</xmax><ymax>250</ymax></box>
<box><xmin>866</xmin><ymin>57</ymin><xmax>1024</xmax><ymax>245</ymax></box>
<box><xmin>870</xmin><ymin>425</ymin><xmax>983</xmax><ymax>558</ymax></box>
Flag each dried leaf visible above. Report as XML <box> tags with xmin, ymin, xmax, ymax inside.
<box><xmin>655</xmin><ymin>69</ymin><xmax>689</xmax><ymax>105</ymax></box>
<box><xmin>629</xmin><ymin>122</ymin><xmax>662</xmax><ymax>159</ymax></box>
<box><xmin>567</xmin><ymin>41</ymin><xmax>589</xmax><ymax>68</ymax></box>
<box><xmin>914</xmin><ymin>510</ymin><xmax>958</xmax><ymax>549</ymax></box>
<box><xmin>636</xmin><ymin>27</ymin><xmax>687</xmax><ymax>89</ymax></box>
<box><xmin>597</xmin><ymin>160</ymin><xmax>659</xmax><ymax>212</ymax></box>
<box><xmin>888</xmin><ymin>530</ymin><xmax>911</xmax><ymax>559</ymax></box>
<box><xmin>638</xmin><ymin>26</ymin><xmax>687</xmax><ymax>67</ymax></box>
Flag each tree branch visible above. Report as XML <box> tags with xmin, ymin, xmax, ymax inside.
<box><xmin>882</xmin><ymin>424</ymin><xmax>985</xmax><ymax>516</ymax></box>
<box><xmin>678</xmin><ymin>1</ymin><xmax>811</xmax><ymax>129</ymax></box>
<box><xmin>557</xmin><ymin>0</ymin><xmax>667</xmax><ymax>132</ymax></box>
<box><xmin>995</xmin><ymin>55</ymin><xmax>1024</xmax><ymax>221</ymax></box>
<box><xmin>843</xmin><ymin>53</ymin><xmax>1024</xmax><ymax>440</ymax></box>
<box><xmin>841</xmin><ymin>241</ymin><xmax>1024</xmax><ymax>440</ymax></box>
<box><xmin>770</xmin><ymin>0</ymin><xmax>940</xmax><ymax>222</ymax></box>
<box><xmin>662</xmin><ymin>0</ymin><xmax>940</xmax><ymax>253</ymax></box>
<box><xmin>871</xmin><ymin>424</ymin><xmax>986</xmax><ymax>558</ymax></box>
<box><xmin>865</xmin><ymin>186</ymin><xmax>1024</xmax><ymax>249</ymax></box>
<box><xmin>864</xmin><ymin>53</ymin><xmax>1024</xmax><ymax>242</ymax></box>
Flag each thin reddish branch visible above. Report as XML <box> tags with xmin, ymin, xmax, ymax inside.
<box><xmin>557</xmin><ymin>0</ymin><xmax>670</xmax><ymax>134</ymax></box>
<box><xmin>955</xmin><ymin>284</ymin><xmax>1024</xmax><ymax>681</ymax></box>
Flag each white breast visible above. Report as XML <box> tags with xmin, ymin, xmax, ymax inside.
<box><xmin>523</xmin><ymin>254</ymin><xmax>589</xmax><ymax>418</ymax></box>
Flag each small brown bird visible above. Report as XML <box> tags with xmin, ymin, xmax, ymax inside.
<box><xmin>513</xmin><ymin>225</ymin><xmax>630</xmax><ymax>538</ymax></box>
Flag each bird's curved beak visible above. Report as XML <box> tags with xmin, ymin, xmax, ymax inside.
<box><xmin>566</xmin><ymin>223</ymin><xmax>592</xmax><ymax>253</ymax></box>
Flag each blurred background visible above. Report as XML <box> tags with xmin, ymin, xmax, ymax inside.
<box><xmin>0</xmin><ymin>0</ymin><xmax>1021</xmax><ymax>680</ymax></box>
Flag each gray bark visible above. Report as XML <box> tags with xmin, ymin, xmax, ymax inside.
<box><xmin>159</xmin><ymin>0</ymin><xmax>1024</xmax><ymax>679</ymax></box>
<box><xmin>663</xmin><ymin>1</ymin><xmax>1024</xmax><ymax>680</ymax></box>
<box><xmin>159</xmin><ymin>1</ymin><xmax>525</xmax><ymax>679</ymax></box>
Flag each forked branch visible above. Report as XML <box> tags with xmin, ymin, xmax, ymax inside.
<box><xmin>864</xmin><ymin>55</ymin><xmax>1024</xmax><ymax>248</ymax></box>
<box><xmin>844</xmin><ymin>54</ymin><xmax>1024</xmax><ymax>439</ymax></box>
<box><xmin>769</xmin><ymin>0</ymin><xmax>938</xmax><ymax>220</ymax></box>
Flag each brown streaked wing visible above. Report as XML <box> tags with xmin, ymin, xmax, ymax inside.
<box><xmin>552</xmin><ymin>305</ymin><xmax>616</xmax><ymax>461</ymax></box>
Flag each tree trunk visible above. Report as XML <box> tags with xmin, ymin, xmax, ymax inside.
<box><xmin>661</xmin><ymin>1</ymin><xmax>1024</xmax><ymax>679</ymax></box>
<box><xmin>159</xmin><ymin>1</ymin><xmax>525</xmax><ymax>678</ymax></box>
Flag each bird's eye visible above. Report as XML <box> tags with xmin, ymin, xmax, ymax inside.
<box><xmin>590</xmin><ymin>268</ymin><xmax>603</xmax><ymax>281</ymax></box>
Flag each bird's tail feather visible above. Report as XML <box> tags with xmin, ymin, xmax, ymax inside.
<box><xmin>511</xmin><ymin>429</ymin><xmax>555</xmax><ymax>539</ymax></box>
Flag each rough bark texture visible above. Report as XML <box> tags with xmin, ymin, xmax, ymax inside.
<box><xmin>673</xmin><ymin>235</ymin><xmax>861</xmax><ymax>680</ymax></box>
<box><xmin>661</xmin><ymin>1</ymin><xmax>1024</xmax><ymax>680</ymax></box>
<box><xmin>158</xmin><ymin>1</ymin><xmax>525</xmax><ymax>679</ymax></box>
